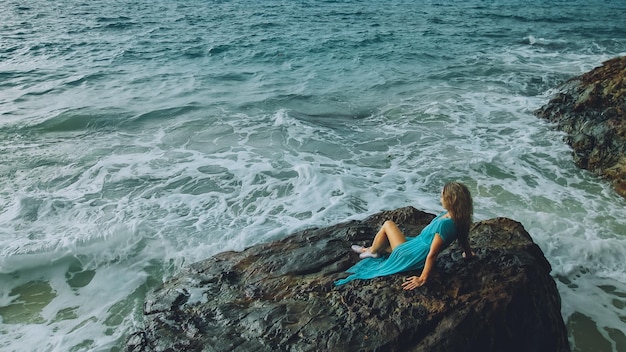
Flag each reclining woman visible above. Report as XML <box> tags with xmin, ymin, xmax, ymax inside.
<box><xmin>335</xmin><ymin>181</ymin><xmax>474</xmax><ymax>290</ymax></box>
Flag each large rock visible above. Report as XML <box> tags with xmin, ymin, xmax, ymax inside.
<box><xmin>126</xmin><ymin>207</ymin><xmax>569</xmax><ymax>352</ymax></box>
<box><xmin>535</xmin><ymin>56</ymin><xmax>626</xmax><ymax>198</ymax></box>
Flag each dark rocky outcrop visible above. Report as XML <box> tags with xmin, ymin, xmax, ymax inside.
<box><xmin>126</xmin><ymin>206</ymin><xmax>569</xmax><ymax>352</ymax></box>
<box><xmin>535</xmin><ymin>56</ymin><xmax>626</xmax><ymax>198</ymax></box>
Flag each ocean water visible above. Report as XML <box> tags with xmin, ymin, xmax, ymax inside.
<box><xmin>1</xmin><ymin>0</ymin><xmax>625</xmax><ymax>351</ymax></box>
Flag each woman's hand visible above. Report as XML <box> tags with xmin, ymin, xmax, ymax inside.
<box><xmin>462</xmin><ymin>250</ymin><xmax>475</xmax><ymax>259</ymax></box>
<box><xmin>402</xmin><ymin>276</ymin><xmax>426</xmax><ymax>290</ymax></box>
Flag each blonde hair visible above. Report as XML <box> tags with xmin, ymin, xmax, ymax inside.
<box><xmin>442</xmin><ymin>182</ymin><xmax>473</xmax><ymax>245</ymax></box>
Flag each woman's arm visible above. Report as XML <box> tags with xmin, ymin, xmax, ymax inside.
<box><xmin>402</xmin><ymin>234</ymin><xmax>445</xmax><ymax>290</ymax></box>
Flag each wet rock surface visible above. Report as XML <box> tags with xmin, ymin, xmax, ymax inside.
<box><xmin>127</xmin><ymin>206</ymin><xmax>569</xmax><ymax>352</ymax></box>
<box><xmin>535</xmin><ymin>56</ymin><xmax>626</xmax><ymax>198</ymax></box>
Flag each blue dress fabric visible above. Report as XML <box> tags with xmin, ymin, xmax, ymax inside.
<box><xmin>335</xmin><ymin>212</ymin><xmax>457</xmax><ymax>286</ymax></box>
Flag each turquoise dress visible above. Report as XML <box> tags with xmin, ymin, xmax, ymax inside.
<box><xmin>335</xmin><ymin>212</ymin><xmax>457</xmax><ymax>286</ymax></box>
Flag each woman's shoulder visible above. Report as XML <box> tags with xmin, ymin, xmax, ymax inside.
<box><xmin>433</xmin><ymin>211</ymin><xmax>454</xmax><ymax>222</ymax></box>
<box><xmin>435</xmin><ymin>211</ymin><xmax>451</xmax><ymax>220</ymax></box>
<box><xmin>435</xmin><ymin>214</ymin><xmax>456</xmax><ymax>231</ymax></box>
<box><xmin>437</xmin><ymin>217</ymin><xmax>457</xmax><ymax>243</ymax></box>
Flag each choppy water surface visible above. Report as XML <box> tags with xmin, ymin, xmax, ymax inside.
<box><xmin>1</xmin><ymin>0</ymin><xmax>625</xmax><ymax>351</ymax></box>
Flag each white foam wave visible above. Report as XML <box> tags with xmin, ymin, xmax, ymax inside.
<box><xmin>523</xmin><ymin>34</ymin><xmax>569</xmax><ymax>47</ymax></box>
<box><xmin>0</xmin><ymin>258</ymin><xmax>148</xmax><ymax>352</ymax></box>
<box><xmin>2</xmin><ymin>93</ymin><xmax>624</xmax><ymax>349</ymax></box>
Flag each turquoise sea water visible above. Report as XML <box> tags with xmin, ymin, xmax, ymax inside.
<box><xmin>1</xmin><ymin>0</ymin><xmax>625</xmax><ymax>351</ymax></box>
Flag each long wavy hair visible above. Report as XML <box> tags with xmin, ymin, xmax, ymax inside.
<box><xmin>442</xmin><ymin>182</ymin><xmax>473</xmax><ymax>246</ymax></box>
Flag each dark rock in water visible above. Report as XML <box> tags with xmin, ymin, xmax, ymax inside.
<box><xmin>535</xmin><ymin>56</ymin><xmax>626</xmax><ymax>198</ymax></box>
<box><xmin>126</xmin><ymin>206</ymin><xmax>569</xmax><ymax>352</ymax></box>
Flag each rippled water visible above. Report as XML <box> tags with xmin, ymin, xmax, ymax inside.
<box><xmin>1</xmin><ymin>0</ymin><xmax>625</xmax><ymax>351</ymax></box>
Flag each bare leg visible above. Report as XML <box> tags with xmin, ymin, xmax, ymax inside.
<box><xmin>369</xmin><ymin>220</ymin><xmax>407</xmax><ymax>254</ymax></box>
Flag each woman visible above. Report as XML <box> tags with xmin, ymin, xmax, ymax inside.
<box><xmin>335</xmin><ymin>182</ymin><xmax>474</xmax><ymax>290</ymax></box>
